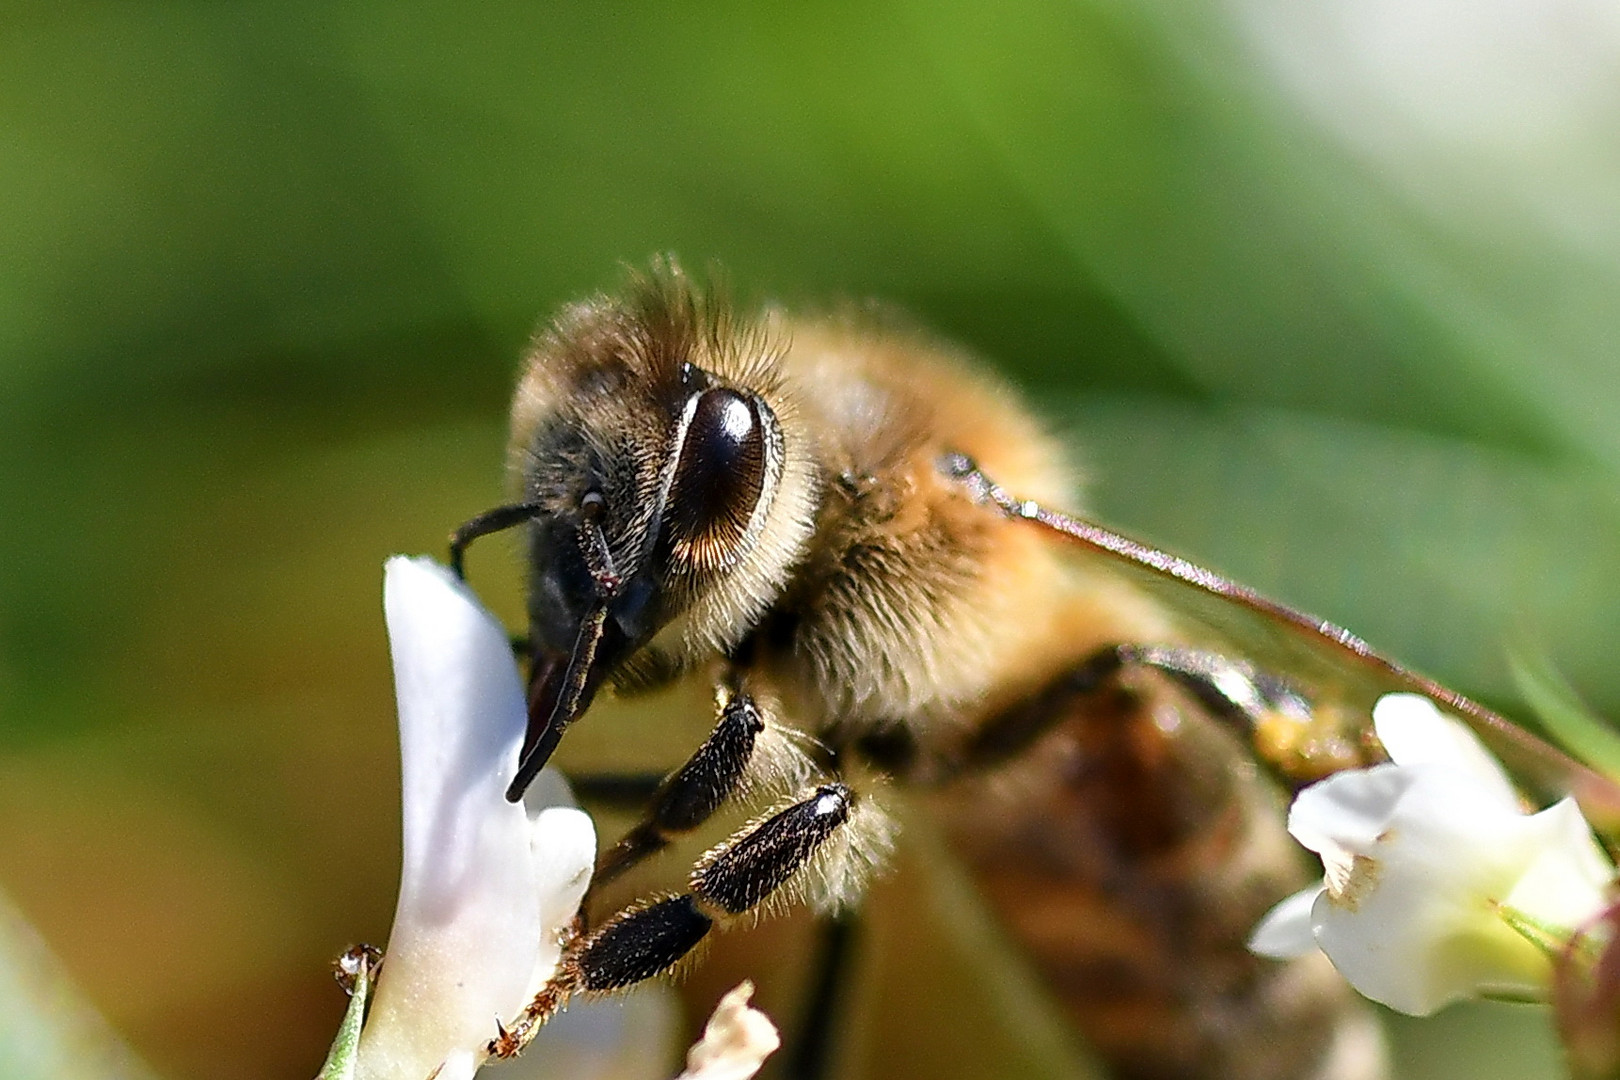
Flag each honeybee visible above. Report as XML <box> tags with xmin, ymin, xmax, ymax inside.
<box><xmin>448</xmin><ymin>261</ymin><xmax>1539</xmax><ymax>1080</ymax></box>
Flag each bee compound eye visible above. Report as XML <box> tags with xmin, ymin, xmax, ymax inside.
<box><xmin>666</xmin><ymin>388</ymin><xmax>772</xmax><ymax>568</ymax></box>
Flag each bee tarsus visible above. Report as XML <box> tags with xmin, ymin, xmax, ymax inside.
<box><xmin>502</xmin><ymin>781</ymin><xmax>861</xmax><ymax>1051</ymax></box>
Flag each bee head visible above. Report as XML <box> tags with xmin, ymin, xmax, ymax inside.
<box><xmin>502</xmin><ymin>264</ymin><xmax>816</xmax><ymax>795</ymax></box>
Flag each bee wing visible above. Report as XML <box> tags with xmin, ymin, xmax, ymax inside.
<box><xmin>1020</xmin><ymin>498</ymin><xmax>1620</xmax><ymax>830</ymax></box>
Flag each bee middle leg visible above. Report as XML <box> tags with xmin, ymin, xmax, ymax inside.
<box><xmin>489</xmin><ymin>781</ymin><xmax>859</xmax><ymax>1058</ymax></box>
<box><xmin>784</xmin><ymin>909</ymin><xmax>860</xmax><ymax>1080</ymax></box>
<box><xmin>581</xmin><ymin>739</ymin><xmax>867</xmax><ymax>1080</ymax></box>
<box><xmin>591</xmin><ymin>687</ymin><xmax>768</xmax><ymax>889</ymax></box>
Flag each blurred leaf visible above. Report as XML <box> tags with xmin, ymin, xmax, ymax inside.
<box><xmin>1511</xmin><ymin>653</ymin><xmax>1620</xmax><ymax>785</ymax></box>
<box><xmin>909</xmin><ymin>0</ymin><xmax>1620</xmax><ymax>470</ymax></box>
<box><xmin>1385</xmin><ymin>1001</ymin><xmax>1562</xmax><ymax>1079</ymax></box>
<box><xmin>1068</xmin><ymin>398</ymin><xmax>1620</xmax><ymax>714</ymax></box>
<box><xmin>0</xmin><ymin>890</ymin><xmax>161</xmax><ymax>1080</ymax></box>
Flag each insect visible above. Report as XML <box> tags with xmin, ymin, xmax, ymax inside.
<box><xmin>448</xmin><ymin>261</ymin><xmax>1585</xmax><ymax>1080</ymax></box>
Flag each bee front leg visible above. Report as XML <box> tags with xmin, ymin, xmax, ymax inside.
<box><xmin>489</xmin><ymin>783</ymin><xmax>857</xmax><ymax>1059</ymax></box>
<box><xmin>447</xmin><ymin>501</ymin><xmax>540</xmax><ymax>579</ymax></box>
<box><xmin>592</xmin><ymin>686</ymin><xmax>767</xmax><ymax>888</ymax></box>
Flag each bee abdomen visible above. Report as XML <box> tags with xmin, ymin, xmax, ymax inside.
<box><xmin>935</xmin><ymin>678</ymin><xmax>1387</xmax><ymax>1080</ymax></box>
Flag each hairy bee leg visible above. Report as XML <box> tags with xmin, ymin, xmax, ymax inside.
<box><xmin>959</xmin><ymin>644</ymin><xmax>1134</xmax><ymax>770</ymax></box>
<box><xmin>785</xmin><ymin>909</ymin><xmax>860</xmax><ymax>1080</ymax></box>
<box><xmin>593</xmin><ymin>691</ymin><xmax>767</xmax><ymax>888</ymax></box>
<box><xmin>492</xmin><ymin>784</ymin><xmax>856</xmax><ymax>1059</ymax></box>
<box><xmin>959</xmin><ymin>643</ymin><xmax>1317</xmax><ymax>777</ymax></box>
<box><xmin>594</xmin><ymin>782</ymin><xmax>855</xmax><ymax>980</ymax></box>
<box><xmin>447</xmin><ymin>501</ymin><xmax>540</xmax><ymax>579</ymax></box>
<box><xmin>691</xmin><ymin>782</ymin><xmax>854</xmax><ymax>915</ymax></box>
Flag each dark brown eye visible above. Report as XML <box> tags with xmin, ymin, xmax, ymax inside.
<box><xmin>666</xmin><ymin>388</ymin><xmax>771</xmax><ymax>571</ymax></box>
<box><xmin>579</xmin><ymin>489</ymin><xmax>607</xmax><ymax>521</ymax></box>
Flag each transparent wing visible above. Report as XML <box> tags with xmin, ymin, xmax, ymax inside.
<box><xmin>951</xmin><ymin>458</ymin><xmax>1620</xmax><ymax>832</ymax></box>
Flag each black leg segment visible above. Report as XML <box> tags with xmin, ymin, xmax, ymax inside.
<box><xmin>655</xmin><ymin>695</ymin><xmax>766</xmax><ymax>831</ymax></box>
<box><xmin>492</xmin><ymin>781</ymin><xmax>864</xmax><ymax>1058</ymax></box>
<box><xmin>594</xmin><ymin>692</ymin><xmax>766</xmax><ymax>887</ymax></box>
<box><xmin>693</xmin><ymin>784</ymin><xmax>853</xmax><ymax>916</ymax></box>
<box><xmin>576</xmin><ymin>784</ymin><xmax>855</xmax><ymax>992</ymax></box>
<box><xmin>963</xmin><ymin>644</ymin><xmax>1134</xmax><ymax>768</ymax></box>
<box><xmin>950</xmin><ymin>641</ymin><xmax>1352</xmax><ymax>788</ymax></box>
<box><xmin>963</xmin><ymin>643</ymin><xmax>1305</xmax><ymax>770</ymax></box>
<box><xmin>575</xmin><ymin>895</ymin><xmax>716</xmax><ymax>992</ymax></box>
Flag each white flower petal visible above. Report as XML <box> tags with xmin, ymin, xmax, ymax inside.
<box><xmin>1501</xmin><ymin>798</ymin><xmax>1614</xmax><ymax>929</ymax></box>
<box><xmin>1287</xmin><ymin>763</ymin><xmax>1411</xmax><ymax>857</ymax></box>
<box><xmin>435</xmin><ymin>1052</ymin><xmax>480</xmax><ymax>1080</ymax></box>
<box><xmin>1371</xmin><ymin>694</ymin><xmax>1518</xmax><ymax>808</ymax></box>
<box><xmin>1257</xmin><ymin>697</ymin><xmax>1619</xmax><ymax>1018</ymax></box>
<box><xmin>525</xmin><ymin>804</ymin><xmax>597</xmax><ymax>996</ymax></box>
<box><xmin>1307</xmin><ymin>771</ymin><xmax>1594</xmax><ymax>1014</ymax></box>
<box><xmin>1249</xmin><ymin>885</ymin><xmax>1325</xmax><ymax>958</ymax></box>
<box><xmin>356</xmin><ymin>557</ymin><xmax>596</xmax><ymax>1080</ymax></box>
<box><xmin>676</xmin><ymin>982</ymin><xmax>781</xmax><ymax>1080</ymax></box>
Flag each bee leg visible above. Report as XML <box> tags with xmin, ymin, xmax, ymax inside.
<box><xmin>960</xmin><ymin>643</ymin><xmax>1342</xmax><ymax>786</ymax></box>
<box><xmin>490</xmin><ymin>783</ymin><xmax>856</xmax><ymax>1059</ymax></box>
<box><xmin>961</xmin><ymin>644</ymin><xmax>1282</xmax><ymax>770</ymax></box>
<box><xmin>593</xmin><ymin>690</ymin><xmax>767</xmax><ymax>888</ymax></box>
<box><xmin>960</xmin><ymin>644</ymin><xmax>1138</xmax><ymax>770</ymax></box>
<box><xmin>785</xmin><ymin>908</ymin><xmax>859</xmax><ymax>1080</ymax></box>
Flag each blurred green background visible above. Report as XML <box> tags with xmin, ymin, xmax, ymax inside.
<box><xmin>2</xmin><ymin>0</ymin><xmax>1616</xmax><ymax>1077</ymax></box>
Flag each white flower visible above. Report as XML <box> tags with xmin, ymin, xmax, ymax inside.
<box><xmin>354</xmin><ymin>557</ymin><xmax>596</xmax><ymax>1080</ymax></box>
<box><xmin>675</xmin><ymin>982</ymin><xmax>781</xmax><ymax>1080</ymax></box>
<box><xmin>1251</xmin><ymin>693</ymin><xmax>1616</xmax><ymax>1016</ymax></box>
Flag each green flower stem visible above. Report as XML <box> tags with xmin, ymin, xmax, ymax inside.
<box><xmin>317</xmin><ymin>949</ymin><xmax>379</xmax><ymax>1080</ymax></box>
<box><xmin>1499</xmin><ymin>904</ymin><xmax>1595</xmax><ymax>967</ymax></box>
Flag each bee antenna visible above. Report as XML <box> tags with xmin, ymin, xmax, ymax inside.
<box><xmin>449</xmin><ymin>502</ymin><xmax>541</xmax><ymax>579</ymax></box>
